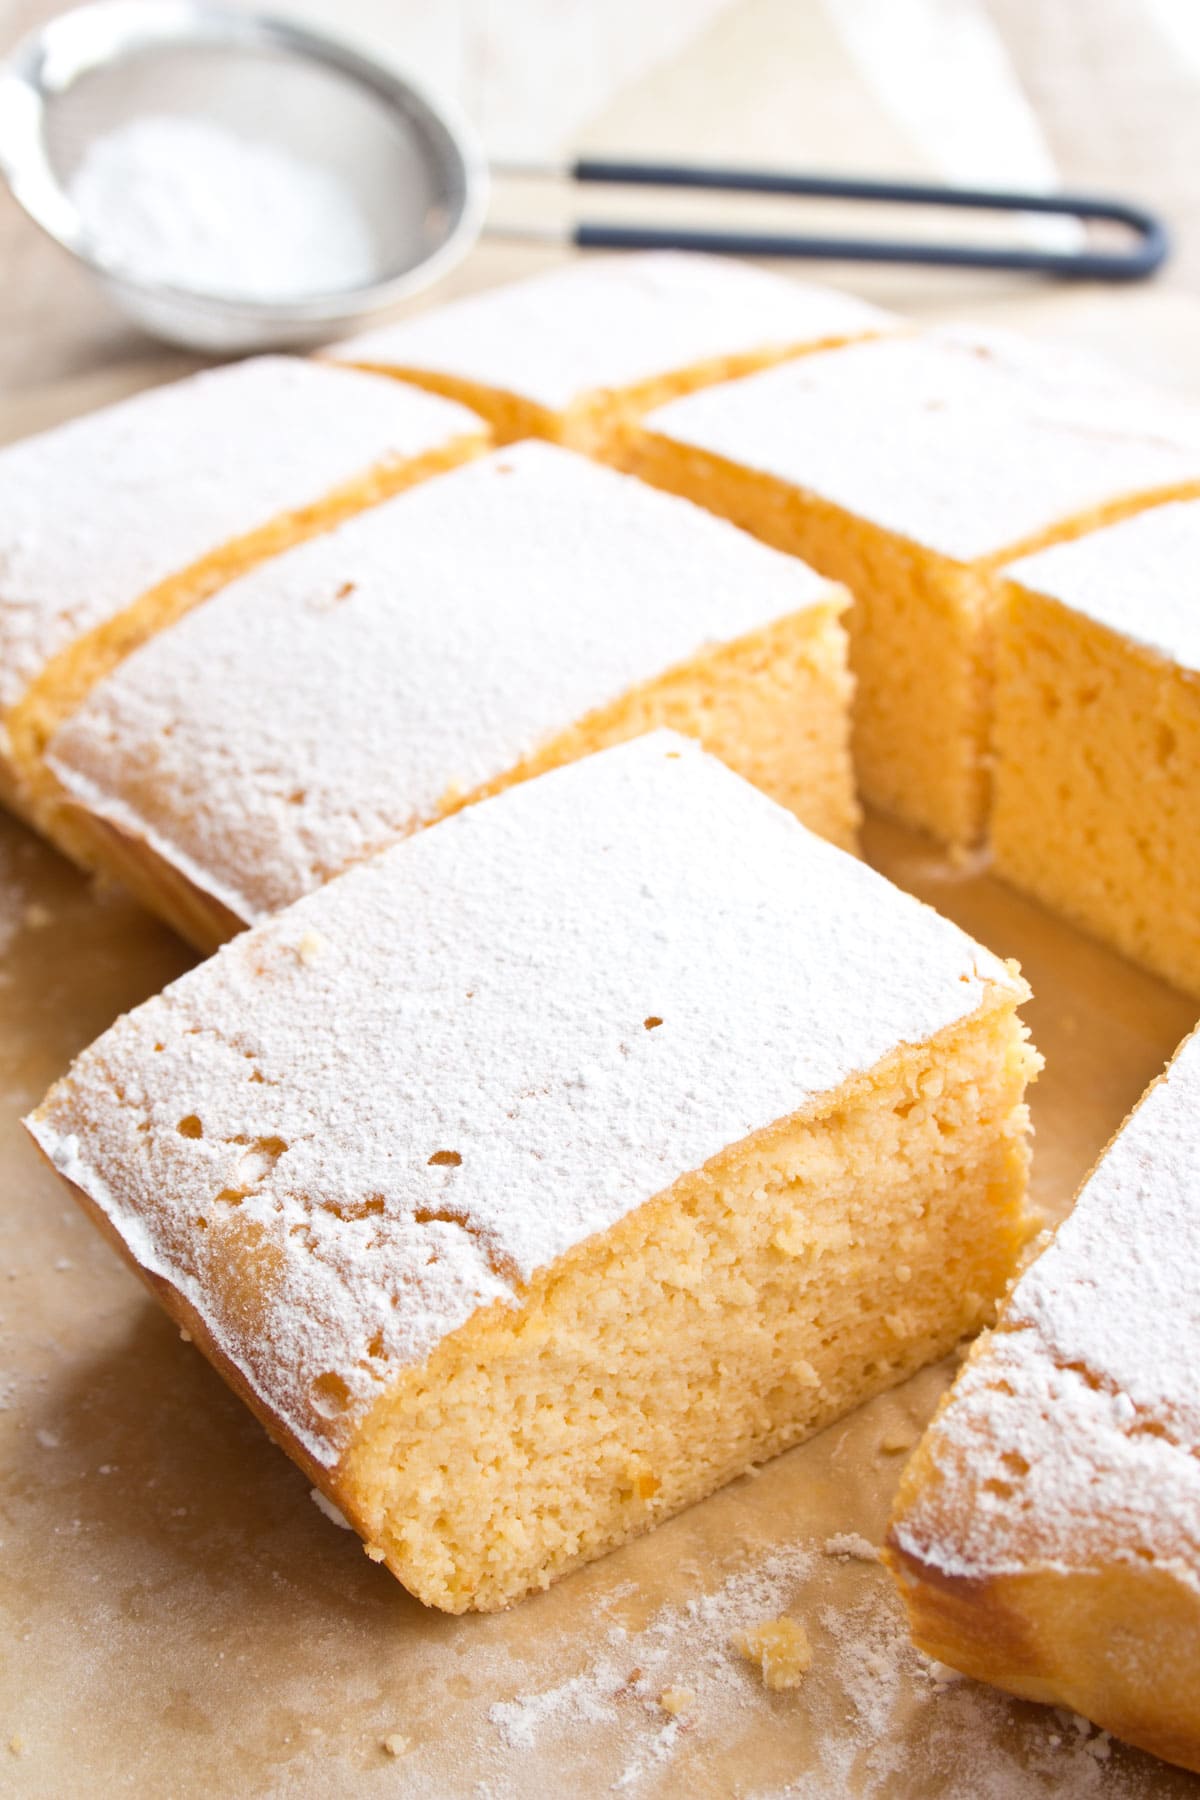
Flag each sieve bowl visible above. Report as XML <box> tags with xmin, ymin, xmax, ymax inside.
<box><xmin>0</xmin><ymin>1</ymin><xmax>489</xmax><ymax>352</ymax></box>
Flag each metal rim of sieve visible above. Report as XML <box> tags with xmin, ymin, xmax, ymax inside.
<box><xmin>0</xmin><ymin>0</ymin><xmax>490</xmax><ymax>340</ymax></box>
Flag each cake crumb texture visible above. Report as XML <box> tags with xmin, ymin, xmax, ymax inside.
<box><xmin>734</xmin><ymin>1617</ymin><xmax>814</xmax><ymax>1690</ymax></box>
<box><xmin>994</xmin><ymin>499</ymin><xmax>1200</xmax><ymax>996</ymax></box>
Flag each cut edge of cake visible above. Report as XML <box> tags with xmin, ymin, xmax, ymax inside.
<box><xmin>30</xmin><ymin>965</ymin><xmax>1037</xmax><ymax>1614</ymax></box>
<box><xmin>623</xmin><ymin>335</ymin><xmax>1200</xmax><ymax>847</ymax></box>
<box><xmin>992</xmin><ymin>509</ymin><xmax>1200</xmax><ymax>997</ymax></box>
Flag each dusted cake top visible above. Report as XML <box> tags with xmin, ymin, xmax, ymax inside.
<box><xmin>1005</xmin><ymin>498</ymin><xmax>1200</xmax><ymax>673</ymax></box>
<box><xmin>0</xmin><ymin>356</ymin><xmax>481</xmax><ymax>712</ymax></box>
<box><xmin>47</xmin><ymin>441</ymin><xmax>840</xmax><ymax>921</ymax></box>
<box><xmin>644</xmin><ymin>327</ymin><xmax>1200</xmax><ymax>564</ymax></box>
<box><xmin>892</xmin><ymin>1027</ymin><xmax>1200</xmax><ymax>1584</ymax></box>
<box><xmin>28</xmin><ymin>733</ymin><xmax>1020</xmax><ymax>1465</ymax></box>
<box><xmin>328</xmin><ymin>252</ymin><xmax>894</xmax><ymax>411</ymax></box>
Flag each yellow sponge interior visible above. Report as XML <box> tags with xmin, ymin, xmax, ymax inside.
<box><xmin>993</xmin><ymin>582</ymin><xmax>1200</xmax><ymax>996</ymax></box>
<box><xmin>335</xmin><ymin>999</ymin><xmax>1037</xmax><ymax>1612</ymax></box>
<box><xmin>626</xmin><ymin>428</ymin><xmax>1200</xmax><ymax>849</ymax></box>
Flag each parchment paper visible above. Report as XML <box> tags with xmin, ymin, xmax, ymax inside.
<box><xmin>3</xmin><ymin>291</ymin><xmax>1200</xmax><ymax>1800</ymax></box>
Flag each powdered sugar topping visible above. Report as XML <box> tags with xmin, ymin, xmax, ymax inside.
<box><xmin>27</xmin><ymin>734</ymin><xmax>1018</xmax><ymax>1465</ymax></box>
<box><xmin>329</xmin><ymin>252</ymin><xmax>894</xmax><ymax>412</ymax></box>
<box><xmin>0</xmin><ymin>357</ymin><xmax>481</xmax><ymax>713</ymax></box>
<box><xmin>46</xmin><ymin>441</ymin><xmax>841</xmax><ymax>921</ymax></box>
<box><xmin>891</xmin><ymin>1026</ymin><xmax>1200</xmax><ymax>1585</ymax></box>
<box><xmin>644</xmin><ymin>326</ymin><xmax>1200</xmax><ymax>563</ymax></box>
<box><xmin>1004</xmin><ymin>498</ymin><xmax>1200</xmax><ymax>674</ymax></box>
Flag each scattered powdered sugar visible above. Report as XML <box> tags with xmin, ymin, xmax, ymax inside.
<box><xmin>69</xmin><ymin>116</ymin><xmax>379</xmax><ymax>299</ymax></box>
<box><xmin>489</xmin><ymin>1543</ymin><xmax>816</xmax><ymax>1785</ymax></box>
<box><xmin>476</xmin><ymin>1536</ymin><xmax>1156</xmax><ymax>1798</ymax></box>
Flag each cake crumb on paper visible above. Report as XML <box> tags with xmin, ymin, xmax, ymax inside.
<box><xmin>658</xmin><ymin>1685</ymin><xmax>695</xmax><ymax>1716</ymax></box>
<box><xmin>733</xmin><ymin>1616</ymin><xmax>813</xmax><ymax>1690</ymax></box>
<box><xmin>879</xmin><ymin>1425</ymin><xmax>917</xmax><ymax>1455</ymax></box>
<box><xmin>823</xmin><ymin>1532</ymin><xmax>879</xmax><ymax>1562</ymax></box>
<box><xmin>381</xmin><ymin>1732</ymin><xmax>410</xmax><ymax>1757</ymax></box>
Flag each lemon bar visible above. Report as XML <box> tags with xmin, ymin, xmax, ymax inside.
<box><xmin>629</xmin><ymin>328</ymin><xmax>1200</xmax><ymax>845</ymax></box>
<box><xmin>0</xmin><ymin>356</ymin><xmax>486</xmax><ymax>824</ymax></box>
<box><xmin>27</xmin><ymin>733</ymin><xmax>1037</xmax><ymax>1613</ymax></box>
<box><xmin>886</xmin><ymin>1025</ymin><xmax>1200</xmax><ymax>1775</ymax></box>
<box><xmin>43</xmin><ymin>442</ymin><xmax>857</xmax><ymax>948</ymax></box>
<box><xmin>327</xmin><ymin>252</ymin><xmax>894</xmax><ymax>452</ymax></box>
<box><xmin>994</xmin><ymin>500</ymin><xmax>1200</xmax><ymax>996</ymax></box>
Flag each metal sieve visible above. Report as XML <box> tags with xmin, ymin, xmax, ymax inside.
<box><xmin>0</xmin><ymin>1</ymin><xmax>488</xmax><ymax>352</ymax></box>
<box><xmin>0</xmin><ymin>1</ymin><xmax>1170</xmax><ymax>355</ymax></box>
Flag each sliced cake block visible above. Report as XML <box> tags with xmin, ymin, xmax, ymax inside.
<box><xmin>886</xmin><ymin>1025</ymin><xmax>1200</xmax><ymax>1775</ymax></box>
<box><xmin>627</xmin><ymin>328</ymin><xmax>1200</xmax><ymax>847</ymax></box>
<box><xmin>326</xmin><ymin>252</ymin><xmax>894</xmax><ymax>452</ymax></box>
<box><xmin>42</xmin><ymin>441</ymin><xmax>857</xmax><ymax>949</ymax></box>
<box><xmin>0</xmin><ymin>356</ymin><xmax>486</xmax><ymax>826</ymax></box>
<box><xmin>27</xmin><ymin>733</ymin><xmax>1038</xmax><ymax>1614</ymax></box>
<box><xmin>994</xmin><ymin>500</ymin><xmax>1200</xmax><ymax>997</ymax></box>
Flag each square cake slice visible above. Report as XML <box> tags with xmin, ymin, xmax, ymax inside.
<box><xmin>326</xmin><ymin>251</ymin><xmax>894</xmax><ymax>452</ymax></box>
<box><xmin>27</xmin><ymin>733</ymin><xmax>1038</xmax><ymax>1613</ymax></box>
<box><xmin>994</xmin><ymin>500</ymin><xmax>1200</xmax><ymax>997</ymax></box>
<box><xmin>628</xmin><ymin>328</ymin><xmax>1200</xmax><ymax>846</ymax></box>
<box><xmin>0</xmin><ymin>356</ymin><xmax>486</xmax><ymax>824</ymax></box>
<box><xmin>42</xmin><ymin>441</ymin><xmax>857</xmax><ymax>948</ymax></box>
<box><xmin>885</xmin><ymin>1025</ymin><xmax>1200</xmax><ymax>1775</ymax></box>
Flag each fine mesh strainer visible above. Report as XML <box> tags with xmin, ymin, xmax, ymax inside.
<box><xmin>0</xmin><ymin>1</ymin><xmax>1170</xmax><ymax>355</ymax></box>
<box><xmin>0</xmin><ymin>1</ymin><xmax>488</xmax><ymax>351</ymax></box>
